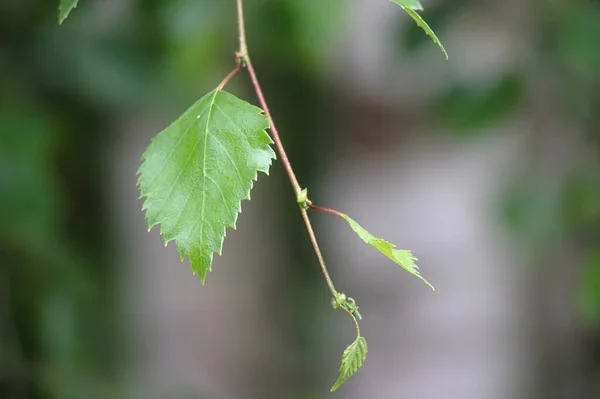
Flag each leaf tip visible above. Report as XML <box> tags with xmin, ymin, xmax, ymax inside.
<box><xmin>58</xmin><ymin>0</ymin><xmax>80</xmax><ymax>25</ymax></box>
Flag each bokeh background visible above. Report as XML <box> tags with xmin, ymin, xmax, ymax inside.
<box><xmin>2</xmin><ymin>0</ymin><xmax>600</xmax><ymax>398</ymax></box>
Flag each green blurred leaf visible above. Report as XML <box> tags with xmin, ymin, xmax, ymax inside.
<box><xmin>58</xmin><ymin>0</ymin><xmax>79</xmax><ymax>24</ymax></box>
<box><xmin>137</xmin><ymin>89</ymin><xmax>275</xmax><ymax>283</ymax></box>
<box><xmin>391</xmin><ymin>1</ymin><xmax>448</xmax><ymax>58</ymax></box>
<box><xmin>554</xmin><ymin>3</ymin><xmax>600</xmax><ymax>79</ymax></box>
<box><xmin>331</xmin><ymin>336</ymin><xmax>368</xmax><ymax>392</ymax></box>
<box><xmin>548</xmin><ymin>2</ymin><xmax>600</xmax><ymax>123</ymax></box>
<box><xmin>577</xmin><ymin>251</ymin><xmax>600</xmax><ymax>327</ymax></box>
<box><xmin>0</xmin><ymin>110</ymin><xmax>61</xmax><ymax>233</ymax></box>
<box><xmin>432</xmin><ymin>72</ymin><xmax>524</xmax><ymax>134</ymax></box>
<box><xmin>561</xmin><ymin>174</ymin><xmax>600</xmax><ymax>229</ymax></box>
<box><xmin>501</xmin><ymin>178</ymin><xmax>564</xmax><ymax>250</ymax></box>
<box><xmin>341</xmin><ymin>214</ymin><xmax>434</xmax><ymax>290</ymax></box>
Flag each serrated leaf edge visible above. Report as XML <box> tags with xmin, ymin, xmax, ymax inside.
<box><xmin>390</xmin><ymin>0</ymin><xmax>423</xmax><ymax>11</ymax></box>
<box><xmin>400</xmin><ymin>6</ymin><xmax>448</xmax><ymax>59</ymax></box>
<box><xmin>341</xmin><ymin>214</ymin><xmax>435</xmax><ymax>290</ymax></box>
<box><xmin>331</xmin><ymin>336</ymin><xmax>368</xmax><ymax>392</ymax></box>
<box><xmin>58</xmin><ymin>0</ymin><xmax>80</xmax><ymax>24</ymax></box>
<box><xmin>136</xmin><ymin>89</ymin><xmax>275</xmax><ymax>283</ymax></box>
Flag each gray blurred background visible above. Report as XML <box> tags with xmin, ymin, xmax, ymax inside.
<box><xmin>2</xmin><ymin>0</ymin><xmax>600</xmax><ymax>398</ymax></box>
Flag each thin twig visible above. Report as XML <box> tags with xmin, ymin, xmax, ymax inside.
<box><xmin>244</xmin><ymin>59</ymin><xmax>301</xmax><ymax>195</ymax></box>
<box><xmin>234</xmin><ymin>0</ymin><xmax>339</xmax><ymax>299</ymax></box>
<box><xmin>236</xmin><ymin>0</ymin><xmax>248</xmax><ymax>56</ymax></box>
<box><xmin>299</xmin><ymin>207</ymin><xmax>337</xmax><ymax>295</ymax></box>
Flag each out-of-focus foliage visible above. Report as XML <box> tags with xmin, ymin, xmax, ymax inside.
<box><xmin>546</xmin><ymin>2</ymin><xmax>600</xmax><ymax>125</ymax></box>
<box><xmin>3</xmin><ymin>0</ymin><xmax>600</xmax><ymax>397</ymax></box>
<box><xmin>401</xmin><ymin>0</ymin><xmax>600</xmax><ymax>392</ymax></box>
<box><xmin>432</xmin><ymin>72</ymin><xmax>524</xmax><ymax>134</ymax></box>
<box><xmin>531</xmin><ymin>2</ymin><xmax>600</xmax><ymax>331</ymax></box>
<box><xmin>1</xmin><ymin>0</ymin><xmax>191</xmax><ymax>397</ymax></box>
<box><xmin>578</xmin><ymin>251</ymin><xmax>600</xmax><ymax>327</ymax></box>
<box><xmin>2</xmin><ymin>1</ymin><xmax>345</xmax><ymax>397</ymax></box>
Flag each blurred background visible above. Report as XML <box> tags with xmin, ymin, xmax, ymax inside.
<box><xmin>1</xmin><ymin>0</ymin><xmax>600</xmax><ymax>398</ymax></box>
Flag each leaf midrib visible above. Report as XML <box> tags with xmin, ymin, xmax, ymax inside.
<box><xmin>199</xmin><ymin>89</ymin><xmax>221</xmax><ymax>257</ymax></box>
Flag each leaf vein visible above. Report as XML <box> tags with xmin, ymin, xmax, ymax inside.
<box><xmin>199</xmin><ymin>90</ymin><xmax>221</xmax><ymax>256</ymax></box>
<box><xmin>148</xmin><ymin>106</ymin><xmax>211</xmax><ymax>188</ymax></box>
<box><xmin>209</xmin><ymin>128</ymin><xmax>245</xmax><ymax>188</ymax></box>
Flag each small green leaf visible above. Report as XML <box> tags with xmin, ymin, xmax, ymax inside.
<box><xmin>297</xmin><ymin>188</ymin><xmax>309</xmax><ymax>205</ymax></box>
<box><xmin>58</xmin><ymin>0</ymin><xmax>79</xmax><ymax>24</ymax></box>
<box><xmin>137</xmin><ymin>89</ymin><xmax>275</xmax><ymax>283</ymax></box>
<box><xmin>342</xmin><ymin>214</ymin><xmax>434</xmax><ymax>290</ymax></box>
<box><xmin>390</xmin><ymin>0</ymin><xmax>448</xmax><ymax>59</ymax></box>
<box><xmin>331</xmin><ymin>336</ymin><xmax>368</xmax><ymax>392</ymax></box>
<box><xmin>391</xmin><ymin>0</ymin><xmax>423</xmax><ymax>10</ymax></box>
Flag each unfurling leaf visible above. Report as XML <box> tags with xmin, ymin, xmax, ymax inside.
<box><xmin>342</xmin><ymin>214</ymin><xmax>434</xmax><ymax>290</ymax></box>
<box><xmin>390</xmin><ymin>0</ymin><xmax>448</xmax><ymax>59</ymax></box>
<box><xmin>137</xmin><ymin>89</ymin><xmax>275</xmax><ymax>283</ymax></box>
<box><xmin>58</xmin><ymin>0</ymin><xmax>79</xmax><ymax>24</ymax></box>
<box><xmin>331</xmin><ymin>336</ymin><xmax>368</xmax><ymax>392</ymax></box>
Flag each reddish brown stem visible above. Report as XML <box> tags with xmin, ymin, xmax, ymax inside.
<box><xmin>308</xmin><ymin>203</ymin><xmax>346</xmax><ymax>218</ymax></box>
<box><xmin>217</xmin><ymin>60</ymin><xmax>242</xmax><ymax>90</ymax></box>
<box><xmin>234</xmin><ymin>0</ymin><xmax>339</xmax><ymax>300</ymax></box>
<box><xmin>244</xmin><ymin>58</ymin><xmax>301</xmax><ymax>195</ymax></box>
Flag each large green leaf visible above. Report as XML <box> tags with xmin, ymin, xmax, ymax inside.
<box><xmin>137</xmin><ymin>89</ymin><xmax>275</xmax><ymax>283</ymax></box>
<box><xmin>342</xmin><ymin>214</ymin><xmax>434</xmax><ymax>290</ymax></box>
<box><xmin>331</xmin><ymin>336</ymin><xmax>368</xmax><ymax>392</ymax></box>
<box><xmin>58</xmin><ymin>0</ymin><xmax>79</xmax><ymax>24</ymax></box>
<box><xmin>390</xmin><ymin>0</ymin><xmax>448</xmax><ymax>59</ymax></box>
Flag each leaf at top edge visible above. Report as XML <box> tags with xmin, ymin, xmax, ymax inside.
<box><xmin>390</xmin><ymin>0</ymin><xmax>423</xmax><ymax>11</ymax></box>
<box><xmin>342</xmin><ymin>214</ymin><xmax>435</xmax><ymax>290</ymax></box>
<box><xmin>331</xmin><ymin>336</ymin><xmax>368</xmax><ymax>392</ymax></box>
<box><xmin>137</xmin><ymin>89</ymin><xmax>275</xmax><ymax>284</ymax></box>
<box><xmin>58</xmin><ymin>0</ymin><xmax>79</xmax><ymax>24</ymax></box>
<box><xmin>391</xmin><ymin>1</ymin><xmax>448</xmax><ymax>59</ymax></box>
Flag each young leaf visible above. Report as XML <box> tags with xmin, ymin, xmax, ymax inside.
<box><xmin>58</xmin><ymin>0</ymin><xmax>79</xmax><ymax>24</ymax></box>
<box><xmin>331</xmin><ymin>336</ymin><xmax>368</xmax><ymax>392</ymax></box>
<box><xmin>390</xmin><ymin>0</ymin><xmax>448</xmax><ymax>59</ymax></box>
<box><xmin>392</xmin><ymin>0</ymin><xmax>423</xmax><ymax>10</ymax></box>
<box><xmin>342</xmin><ymin>214</ymin><xmax>434</xmax><ymax>290</ymax></box>
<box><xmin>137</xmin><ymin>89</ymin><xmax>275</xmax><ymax>283</ymax></box>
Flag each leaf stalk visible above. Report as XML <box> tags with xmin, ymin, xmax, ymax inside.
<box><xmin>307</xmin><ymin>203</ymin><xmax>345</xmax><ymax>218</ymax></box>
<box><xmin>340</xmin><ymin>306</ymin><xmax>361</xmax><ymax>339</ymax></box>
<box><xmin>217</xmin><ymin>60</ymin><xmax>242</xmax><ymax>90</ymax></box>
